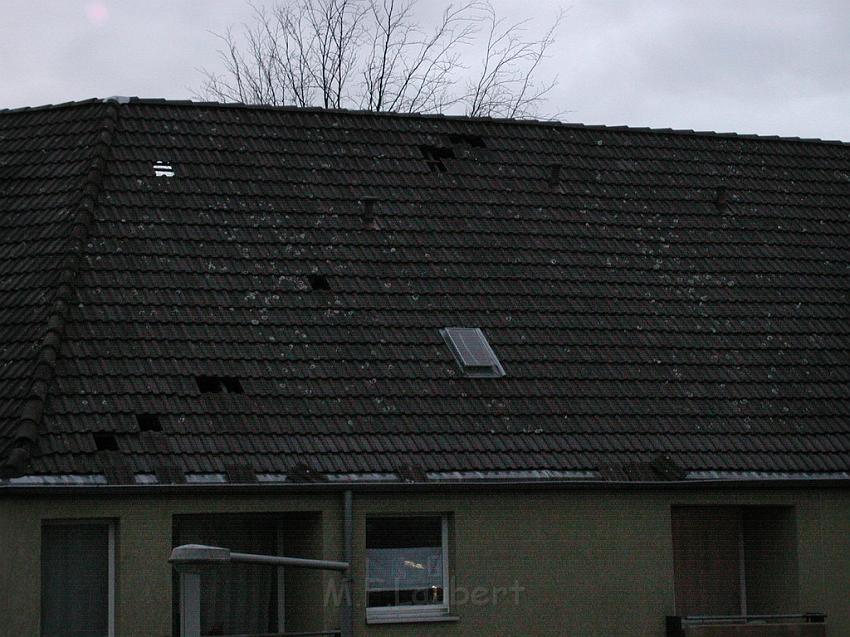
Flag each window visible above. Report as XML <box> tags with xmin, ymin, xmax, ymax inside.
<box><xmin>440</xmin><ymin>327</ymin><xmax>505</xmax><ymax>378</ymax></box>
<box><xmin>671</xmin><ymin>506</ymin><xmax>799</xmax><ymax>617</ymax></box>
<box><xmin>172</xmin><ymin>514</ymin><xmax>287</xmax><ymax>636</ymax></box>
<box><xmin>366</xmin><ymin>515</ymin><xmax>450</xmax><ymax>623</ymax></box>
<box><xmin>41</xmin><ymin>521</ymin><xmax>116</xmax><ymax>637</ymax></box>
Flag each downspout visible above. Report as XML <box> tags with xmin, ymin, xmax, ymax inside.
<box><xmin>341</xmin><ymin>490</ymin><xmax>354</xmax><ymax>637</ymax></box>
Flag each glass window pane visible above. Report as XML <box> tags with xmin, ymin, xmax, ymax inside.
<box><xmin>41</xmin><ymin>524</ymin><xmax>110</xmax><ymax>637</ymax></box>
<box><xmin>366</xmin><ymin>517</ymin><xmax>444</xmax><ymax>608</ymax></box>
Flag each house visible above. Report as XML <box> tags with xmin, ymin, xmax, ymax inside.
<box><xmin>1</xmin><ymin>97</ymin><xmax>849</xmax><ymax>637</ymax></box>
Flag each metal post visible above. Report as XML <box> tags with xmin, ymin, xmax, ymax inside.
<box><xmin>341</xmin><ymin>490</ymin><xmax>353</xmax><ymax>637</ymax></box>
<box><xmin>179</xmin><ymin>571</ymin><xmax>201</xmax><ymax>637</ymax></box>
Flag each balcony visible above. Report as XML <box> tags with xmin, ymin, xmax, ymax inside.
<box><xmin>667</xmin><ymin>614</ymin><xmax>826</xmax><ymax>637</ymax></box>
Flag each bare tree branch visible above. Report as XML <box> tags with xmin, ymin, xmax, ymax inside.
<box><xmin>464</xmin><ymin>4</ymin><xmax>563</xmax><ymax>118</ymax></box>
<box><xmin>195</xmin><ymin>0</ymin><xmax>563</xmax><ymax>118</ymax></box>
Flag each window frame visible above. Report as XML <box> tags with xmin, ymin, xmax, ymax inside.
<box><xmin>365</xmin><ymin>514</ymin><xmax>451</xmax><ymax>624</ymax></box>
<box><xmin>41</xmin><ymin>519</ymin><xmax>116</xmax><ymax>637</ymax></box>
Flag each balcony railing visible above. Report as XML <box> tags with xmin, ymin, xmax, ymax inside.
<box><xmin>667</xmin><ymin>614</ymin><xmax>826</xmax><ymax>637</ymax></box>
<box><xmin>203</xmin><ymin>633</ymin><xmax>340</xmax><ymax>637</ymax></box>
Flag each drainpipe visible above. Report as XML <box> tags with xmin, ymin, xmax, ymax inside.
<box><xmin>341</xmin><ymin>490</ymin><xmax>354</xmax><ymax>637</ymax></box>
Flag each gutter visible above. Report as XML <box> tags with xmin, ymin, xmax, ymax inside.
<box><xmin>2</xmin><ymin>477</ymin><xmax>850</xmax><ymax>497</ymax></box>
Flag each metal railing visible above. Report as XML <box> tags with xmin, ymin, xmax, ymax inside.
<box><xmin>170</xmin><ymin>544</ymin><xmax>349</xmax><ymax>637</ymax></box>
<box><xmin>666</xmin><ymin>613</ymin><xmax>826</xmax><ymax>637</ymax></box>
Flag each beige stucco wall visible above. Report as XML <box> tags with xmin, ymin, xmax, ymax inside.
<box><xmin>0</xmin><ymin>486</ymin><xmax>848</xmax><ymax>637</ymax></box>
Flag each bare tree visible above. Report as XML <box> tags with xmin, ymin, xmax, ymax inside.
<box><xmin>197</xmin><ymin>0</ymin><xmax>562</xmax><ymax>118</ymax></box>
<box><xmin>464</xmin><ymin>4</ymin><xmax>563</xmax><ymax>118</ymax></box>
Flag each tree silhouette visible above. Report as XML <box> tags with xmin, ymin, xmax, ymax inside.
<box><xmin>197</xmin><ymin>0</ymin><xmax>563</xmax><ymax>118</ymax></box>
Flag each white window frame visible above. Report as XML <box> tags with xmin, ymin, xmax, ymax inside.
<box><xmin>365</xmin><ymin>515</ymin><xmax>450</xmax><ymax>624</ymax></box>
<box><xmin>42</xmin><ymin>519</ymin><xmax>116</xmax><ymax>637</ymax></box>
<box><xmin>277</xmin><ymin>527</ymin><xmax>286</xmax><ymax>633</ymax></box>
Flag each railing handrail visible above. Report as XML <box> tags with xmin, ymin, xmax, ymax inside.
<box><xmin>209</xmin><ymin>632</ymin><xmax>341</xmax><ymax>637</ymax></box>
<box><xmin>680</xmin><ymin>613</ymin><xmax>826</xmax><ymax>624</ymax></box>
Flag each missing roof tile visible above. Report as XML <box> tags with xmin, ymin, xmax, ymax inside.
<box><xmin>136</xmin><ymin>413</ymin><xmax>162</xmax><ymax>432</ymax></box>
<box><xmin>419</xmin><ymin>145</ymin><xmax>455</xmax><ymax>173</ymax></box>
<box><xmin>308</xmin><ymin>274</ymin><xmax>331</xmax><ymax>291</ymax></box>
<box><xmin>449</xmin><ymin>133</ymin><xmax>486</xmax><ymax>149</ymax></box>
<box><xmin>93</xmin><ymin>433</ymin><xmax>119</xmax><ymax>451</ymax></box>
<box><xmin>361</xmin><ymin>197</ymin><xmax>378</xmax><ymax>228</ymax></box>
<box><xmin>440</xmin><ymin>327</ymin><xmax>505</xmax><ymax>378</ymax></box>
<box><xmin>548</xmin><ymin>163</ymin><xmax>562</xmax><ymax>188</ymax></box>
<box><xmin>715</xmin><ymin>186</ymin><xmax>729</xmax><ymax>209</ymax></box>
<box><xmin>196</xmin><ymin>375</ymin><xmax>244</xmax><ymax>394</ymax></box>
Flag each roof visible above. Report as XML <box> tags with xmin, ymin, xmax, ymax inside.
<box><xmin>1</xmin><ymin>97</ymin><xmax>849</xmax><ymax>485</ymax></box>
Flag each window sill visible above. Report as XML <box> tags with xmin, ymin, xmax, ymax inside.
<box><xmin>366</xmin><ymin>614</ymin><xmax>459</xmax><ymax>625</ymax></box>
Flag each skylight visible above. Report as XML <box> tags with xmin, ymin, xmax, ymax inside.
<box><xmin>440</xmin><ymin>327</ymin><xmax>505</xmax><ymax>378</ymax></box>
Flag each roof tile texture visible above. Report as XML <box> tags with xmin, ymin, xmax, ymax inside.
<box><xmin>1</xmin><ymin>99</ymin><xmax>849</xmax><ymax>478</ymax></box>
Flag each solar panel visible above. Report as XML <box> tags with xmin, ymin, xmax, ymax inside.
<box><xmin>440</xmin><ymin>328</ymin><xmax>505</xmax><ymax>377</ymax></box>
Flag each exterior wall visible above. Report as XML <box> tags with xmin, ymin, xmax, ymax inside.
<box><xmin>0</xmin><ymin>486</ymin><xmax>848</xmax><ymax>637</ymax></box>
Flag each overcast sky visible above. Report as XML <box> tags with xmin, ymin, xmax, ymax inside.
<box><xmin>2</xmin><ymin>0</ymin><xmax>849</xmax><ymax>140</ymax></box>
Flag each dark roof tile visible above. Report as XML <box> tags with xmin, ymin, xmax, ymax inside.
<box><xmin>1</xmin><ymin>99</ymin><xmax>850</xmax><ymax>480</ymax></box>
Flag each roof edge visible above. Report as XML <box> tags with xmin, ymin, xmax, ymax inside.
<box><xmin>2</xmin><ymin>477</ymin><xmax>850</xmax><ymax>497</ymax></box>
<box><xmin>0</xmin><ymin>101</ymin><xmax>121</xmax><ymax>479</ymax></box>
<box><xmin>1</xmin><ymin>96</ymin><xmax>848</xmax><ymax>147</ymax></box>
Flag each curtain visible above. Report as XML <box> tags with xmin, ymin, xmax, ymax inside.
<box><xmin>175</xmin><ymin>516</ymin><xmax>277</xmax><ymax>636</ymax></box>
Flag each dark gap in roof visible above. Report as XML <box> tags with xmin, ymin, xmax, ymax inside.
<box><xmin>93</xmin><ymin>433</ymin><xmax>119</xmax><ymax>451</ymax></box>
<box><xmin>196</xmin><ymin>375</ymin><xmax>244</xmax><ymax>394</ymax></box>
<box><xmin>449</xmin><ymin>133</ymin><xmax>486</xmax><ymax>149</ymax></box>
<box><xmin>715</xmin><ymin>186</ymin><xmax>729</xmax><ymax>210</ymax></box>
<box><xmin>419</xmin><ymin>145</ymin><xmax>455</xmax><ymax>173</ymax></box>
<box><xmin>548</xmin><ymin>163</ymin><xmax>561</xmax><ymax>188</ymax></box>
<box><xmin>308</xmin><ymin>274</ymin><xmax>331</xmax><ymax>291</ymax></box>
<box><xmin>361</xmin><ymin>197</ymin><xmax>377</xmax><ymax>228</ymax></box>
<box><xmin>136</xmin><ymin>413</ymin><xmax>162</xmax><ymax>432</ymax></box>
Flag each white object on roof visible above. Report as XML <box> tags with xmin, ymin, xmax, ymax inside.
<box><xmin>440</xmin><ymin>327</ymin><xmax>505</xmax><ymax>378</ymax></box>
<box><xmin>153</xmin><ymin>161</ymin><xmax>175</xmax><ymax>177</ymax></box>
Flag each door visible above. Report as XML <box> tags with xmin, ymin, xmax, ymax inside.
<box><xmin>672</xmin><ymin>506</ymin><xmax>743</xmax><ymax>616</ymax></box>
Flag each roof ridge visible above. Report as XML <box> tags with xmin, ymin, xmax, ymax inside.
<box><xmin>0</xmin><ymin>101</ymin><xmax>121</xmax><ymax>478</ymax></box>
<box><xmin>2</xmin><ymin>96</ymin><xmax>849</xmax><ymax>147</ymax></box>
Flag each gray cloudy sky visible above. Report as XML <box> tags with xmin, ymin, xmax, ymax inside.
<box><xmin>2</xmin><ymin>0</ymin><xmax>849</xmax><ymax>140</ymax></box>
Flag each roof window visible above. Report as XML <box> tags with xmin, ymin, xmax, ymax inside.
<box><xmin>419</xmin><ymin>145</ymin><xmax>455</xmax><ymax>173</ymax></box>
<box><xmin>196</xmin><ymin>376</ymin><xmax>244</xmax><ymax>394</ymax></box>
<box><xmin>136</xmin><ymin>413</ymin><xmax>162</xmax><ymax>432</ymax></box>
<box><xmin>440</xmin><ymin>327</ymin><xmax>505</xmax><ymax>378</ymax></box>
<box><xmin>308</xmin><ymin>274</ymin><xmax>331</xmax><ymax>291</ymax></box>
